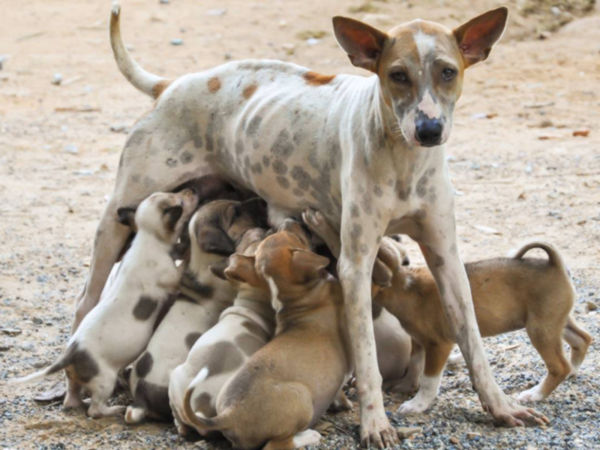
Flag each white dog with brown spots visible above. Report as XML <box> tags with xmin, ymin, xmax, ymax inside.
<box><xmin>70</xmin><ymin>4</ymin><xmax>548</xmax><ymax>444</ymax></box>
<box><xmin>12</xmin><ymin>190</ymin><xmax>197</xmax><ymax>418</ymax></box>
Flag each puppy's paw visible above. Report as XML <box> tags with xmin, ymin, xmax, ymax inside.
<box><xmin>125</xmin><ymin>405</ymin><xmax>147</xmax><ymax>424</ymax></box>
<box><xmin>516</xmin><ymin>385</ymin><xmax>545</xmax><ymax>403</ymax></box>
<box><xmin>396</xmin><ymin>399</ymin><xmax>428</xmax><ymax>415</ymax></box>
<box><xmin>301</xmin><ymin>208</ymin><xmax>326</xmax><ymax>234</ymax></box>
<box><xmin>292</xmin><ymin>429</ymin><xmax>321</xmax><ymax>447</ymax></box>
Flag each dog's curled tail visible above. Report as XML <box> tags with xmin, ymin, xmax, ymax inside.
<box><xmin>110</xmin><ymin>2</ymin><xmax>170</xmax><ymax>99</ymax></box>
<box><xmin>182</xmin><ymin>367</ymin><xmax>229</xmax><ymax>433</ymax></box>
<box><xmin>510</xmin><ymin>241</ymin><xmax>567</xmax><ymax>273</ymax></box>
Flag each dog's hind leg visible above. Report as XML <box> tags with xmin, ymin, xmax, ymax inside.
<box><xmin>563</xmin><ymin>317</ymin><xmax>592</xmax><ymax>374</ymax></box>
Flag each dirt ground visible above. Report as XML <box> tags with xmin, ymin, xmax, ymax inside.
<box><xmin>1</xmin><ymin>0</ymin><xmax>599</xmax><ymax>448</ymax></box>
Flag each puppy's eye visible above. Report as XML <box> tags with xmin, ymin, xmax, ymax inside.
<box><xmin>389</xmin><ymin>70</ymin><xmax>410</xmax><ymax>84</ymax></box>
<box><xmin>441</xmin><ymin>67</ymin><xmax>457</xmax><ymax>82</ymax></box>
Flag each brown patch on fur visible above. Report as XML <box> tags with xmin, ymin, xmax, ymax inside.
<box><xmin>303</xmin><ymin>71</ymin><xmax>336</xmax><ymax>86</ymax></box>
<box><xmin>208</xmin><ymin>77</ymin><xmax>221</xmax><ymax>93</ymax></box>
<box><xmin>152</xmin><ymin>80</ymin><xmax>172</xmax><ymax>99</ymax></box>
<box><xmin>242</xmin><ymin>84</ymin><xmax>258</xmax><ymax>99</ymax></box>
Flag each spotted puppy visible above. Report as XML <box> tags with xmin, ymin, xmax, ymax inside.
<box><xmin>13</xmin><ymin>190</ymin><xmax>197</xmax><ymax>418</ymax></box>
<box><xmin>183</xmin><ymin>221</ymin><xmax>352</xmax><ymax>449</ymax></box>
<box><xmin>169</xmin><ymin>226</ymin><xmax>274</xmax><ymax>436</ymax></box>
<box><xmin>372</xmin><ymin>238</ymin><xmax>592</xmax><ymax>413</ymax></box>
<box><xmin>125</xmin><ymin>198</ymin><xmax>262</xmax><ymax>423</ymax></box>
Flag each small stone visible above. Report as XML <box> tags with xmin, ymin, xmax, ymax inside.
<box><xmin>1</xmin><ymin>328</ymin><xmax>22</xmax><ymax>336</ymax></box>
<box><xmin>0</xmin><ymin>55</ymin><xmax>6</xmax><ymax>70</ymax></box>
<box><xmin>206</xmin><ymin>8</ymin><xmax>226</xmax><ymax>16</ymax></box>
<box><xmin>63</xmin><ymin>144</ymin><xmax>78</xmax><ymax>154</ymax></box>
<box><xmin>306</xmin><ymin>38</ymin><xmax>320</xmax><ymax>46</ymax></box>
<box><xmin>224</xmin><ymin>52</ymin><xmax>232</xmax><ymax>60</ymax></box>
<box><xmin>397</xmin><ymin>427</ymin><xmax>421</xmax><ymax>439</ymax></box>
<box><xmin>467</xmin><ymin>432</ymin><xmax>481</xmax><ymax>440</ymax></box>
<box><xmin>51</xmin><ymin>73</ymin><xmax>63</xmax><ymax>85</ymax></box>
<box><xmin>170</xmin><ymin>38</ymin><xmax>183</xmax><ymax>46</ymax></box>
<box><xmin>109</xmin><ymin>124</ymin><xmax>128</xmax><ymax>133</ymax></box>
<box><xmin>32</xmin><ymin>317</ymin><xmax>43</xmax><ymax>325</ymax></box>
<box><xmin>450</xmin><ymin>436</ymin><xmax>460</xmax><ymax>445</ymax></box>
<box><xmin>586</xmin><ymin>301</ymin><xmax>597</xmax><ymax>312</ymax></box>
<box><xmin>159</xmin><ymin>0</ymin><xmax>169</xmax><ymax>3</ymax></box>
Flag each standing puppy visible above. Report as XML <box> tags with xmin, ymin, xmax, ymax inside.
<box><xmin>184</xmin><ymin>222</ymin><xmax>351</xmax><ymax>449</ymax></box>
<box><xmin>372</xmin><ymin>238</ymin><xmax>592</xmax><ymax>412</ymax></box>
<box><xmin>13</xmin><ymin>190</ymin><xmax>197</xmax><ymax>418</ymax></box>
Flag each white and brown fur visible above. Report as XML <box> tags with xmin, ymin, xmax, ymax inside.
<box><xmin>183</xmin><ymin>221</ymin><xmax>351</xmax><ymax>449</ymax></box>
<box><xmin>71</xmin><ymin>4</ymin><xmax>546</xmax><ymax>444</ymax></box>
<box><xmin>169</xmin><ymin>227</ymin><xmax>274</xmax><ymax>437</ymax></box>
<box><xmin>13</xmin><ymin>190</ymin><xmax>197</xmax><ymax>418</ymax></box>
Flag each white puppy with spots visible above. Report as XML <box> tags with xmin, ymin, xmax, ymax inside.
<box><xmin>169</xmin><ymin>227</ymin><xmax>275</xmax><ymax>436</ymax></box>
<box><xmin>12</xmin><ymin>190</ymin><xmax>197</xmax><ymax>418</ymax></box>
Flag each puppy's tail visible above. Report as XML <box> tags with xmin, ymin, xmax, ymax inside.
<box><xmin>9</xmin><ymin>353</ymin><xmax>70</xmax><ymax>385</ymax></box>
<box><xmin>510</xmin><ymin>241</ymin><xmax>568</xmax><ymax>274</ymax></box>
<box><xmin>110</xmin><ymin>2</ymin><xmax>170</xmax><ymax>99</ymax></box>
<box><xmin>182</xmin><ymin>367</ymin><xmax>230</xmax><ymax>433</ymax></box>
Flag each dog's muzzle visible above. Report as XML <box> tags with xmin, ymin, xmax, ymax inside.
<box><xmin>415</xmin><ymin>115</ymin><xmax>443</xmax><ymax>147</ymax></box>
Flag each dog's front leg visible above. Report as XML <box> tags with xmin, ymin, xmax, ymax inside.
<box><xmin>337</xmin><ymin>205</ymin><xmax>397</xmax><ymax>448</ymax></box>
<box><xmin>417</xmin><ymin>208</ymin><xmax>549</xmax><ymax>426</ymax></box>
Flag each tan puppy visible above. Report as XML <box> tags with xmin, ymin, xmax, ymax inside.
<box><xmin>373</xmin><ymin>238</ymin><xmax>592</xmax><ymax>413</ymax></box>
<box><xmin>183</xmin><ymin>220</ymin><xmax>351</xmax><ymax>449</ymax></box>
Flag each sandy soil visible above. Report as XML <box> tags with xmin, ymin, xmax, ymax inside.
<box><xmin>1</xmin><ymin>0</ymin><xmax>598</xmax><ymax>448</ymax></box>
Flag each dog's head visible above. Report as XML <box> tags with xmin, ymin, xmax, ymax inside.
<box><xmin>333</xmin><ymin>8</ymin><xmax>507</xmax><ymax>148</ymax></box>
<box><xmin>189</xmin><ymin>197</ymin><xmax>268</xmax><ymax>257</ymax></box>
<box><xmin>255</xmin><ymin>220</ymin><xmax>330</xmax><ymax>303</ymax></box>
<box><xmin>118</xmin><ymin>189</ymin><xmax>198</xmax><ymax>244</ymax></box>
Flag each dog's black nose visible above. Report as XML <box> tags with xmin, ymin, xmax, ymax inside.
<box><xmin>415</xmin><ymin>117</ymin><xmax>442</xmax><ymax>147</ymax></box>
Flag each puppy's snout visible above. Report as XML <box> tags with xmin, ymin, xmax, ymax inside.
<box><xmin>415</xmin><ymin>117</ymin><xmax>442</xmax><ymax>147</ymax></box>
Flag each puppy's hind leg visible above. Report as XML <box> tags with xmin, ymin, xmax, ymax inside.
<box><xmin>86</xmin><ymin>372</ymin><xmax>125</xmax><ymax>419</ymax></box>
<box><xmin>563</xmin><ymin>317</ymin><xmax>592</xmax><ymax>374</ymax></box>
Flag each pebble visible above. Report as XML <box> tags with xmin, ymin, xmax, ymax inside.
<box><xmin>170</xmin><ymin>38</ymin><xmax>183</xmax><ymax>46</ymax></box>
<box><xmin>1</xmin><ymin>328</ymin><xmax>22</xmax><ymax>336</ymax></box>
<box><xmin>0</xmin><ymin>55</ymin><xmax>6</xmax><ymax>70</ymax></box>
<box><xmin>586</xmin><ymin>301</ymin><xmax>597</xmax><ymax>312</ymax></box>
<box><xmin>63</xmin><ymin>144</ymin><xmax>78</xmax><ymax>154</ymax></box>
<box><xmin>109</xmin><ymin>124</ymin><xmax>128</xmax><ymax>134</ymax></box>
<box><xmin>206</xmin><ymin>8</ymin><xmax>226</xmax><ymax>16</ymax></box>
<box><xmin>306</xmin><ymin>38</ymin><xmax>320</xmax><ymax>46</ymax></box>
<box><xmin>51</xmin><ymin>73</ymin><xmax>63</xmax><ymax>85</ymax></box>
<box><xmin>159</xmin><ymin>0</ymin><xmax>169</xmax><ymax>3</ymax></box>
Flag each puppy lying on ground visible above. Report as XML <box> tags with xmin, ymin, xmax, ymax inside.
<box><xmin>125</xmin><ymin>199</ymin><xmax>258</xmax><ymax>424</ymax></box>
<box><xmin>304</xmin><ymin>209</ymin><xmax>591</xmax><ymax>411</ymax></box>
<box><xmin>13</xmin><ymin>190</ymin><xmax>197</xmax><ymax>418</ymax></box>
<box><xmin>183</xmin><ymin>220</ymin><xmax>352</xmax><ymax>449</ymax></box>
<box><xmin>170</xmin><ymin>226</ymin><xmax>274</xmax><ymax>437</ymax></box>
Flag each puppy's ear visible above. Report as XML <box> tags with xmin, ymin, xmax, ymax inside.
<box><xmin>332</xmin><ymin>16</ymin><xmax>388</xmax><ymax>72</ymax></box>
<box><xmin>372</xmin><ymin>258</ymin><xmax>393</xmax><ymax>288</ymax></box>
<box><xmin>454</xmin><ymin>7</ymin><xmax>508</xmax><ymax>68</ymax></box>
<box><xmin>238</xmin><ymin>198</ymin><xmax>268</xmax><ymax>227</ymax></box>
<box><xmin>197</xmin><ymin>228</ymin><xmax>235</xmax><ymax>256</ymax></box>
<box><xmin>164</xmin><ymin>205</ymin><xmax>183</xmax><ymax>231</ymax></box>
<box><xmin>209</xmin><ymin>258</ymin><xmax>230</xmax><ymax>280</ymax></box>
<box><xmin>291</xmin><ymin>249</ymin><xmax>330</xmax><ymax>282</ymax></box>
<box><xmin>224</xmin><ymin>254</ymin><xmax>260</xmax><ymax>285</ymax></box>
<box><xmin>117</xmin><ymin>207</ymin><xmax>137</xmax><ymax>229</ymax></box>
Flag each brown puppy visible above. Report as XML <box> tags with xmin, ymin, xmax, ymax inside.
<box><xmin>183</xmin><ymin>220</ymin><xmax>351</xmax><ymax>449</ymax></box>
<box><xmin>373</xmin><ymin>238</ymin><xmax>592</xmax><ymax>413</ymax></box>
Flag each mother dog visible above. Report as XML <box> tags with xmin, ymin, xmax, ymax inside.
<box><xmin>73</xmin><ymin>4</ymin><xmax>546</xmax><ymax>446</ymax></box>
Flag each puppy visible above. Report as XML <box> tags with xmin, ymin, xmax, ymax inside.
<box><xmin>183</xmin><ymin>220</ymin><xmax>352</xmax><ymax>449</ymax></box>
<box><xmin>126</xmin><ymin>197</ymin><xmax>268</xmax><ymax>424</ymax></box>
<box><xmin>169</xmin><ymin>227</ymin><xmax>275</xmax><ymax>436</ymax></box>
<box><xmin>13</xmin><ymin>190</ymin><xmax>197</xmax><ymax>418</ymax></box>
<box><xmin>374</xmin><ymin>238</ymin><xmax>592</xmax><ymax>413</ymax></box>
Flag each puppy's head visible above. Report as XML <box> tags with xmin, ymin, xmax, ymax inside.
<box><xmin>189</xmin><ymin>197</ymin><xmax>268</xmax><ymax>257</ymax></box>
<box><xmin>119</xmin><ymin>189</ymin><xmax>197</xmax><ymax>244</ymax></box>
<box><xmin>333</xmin><ymin>8</ymin><xmax>507</xmax><ymax>148</ymax></box>
<box><xmin>255</xmin><ymin>222</ymin><xmax>330</xmax><ymax>299</ymax></box>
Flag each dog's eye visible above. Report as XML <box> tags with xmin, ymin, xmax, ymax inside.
<box><xmin>389</xmin><ymin>70</ymin><xmax>410</xmax><ymax>84</ymax></box>
<box><xmin>441</xmin><ymin>67</ymin><xmax>457</xmax><ymax>82</ymax></box>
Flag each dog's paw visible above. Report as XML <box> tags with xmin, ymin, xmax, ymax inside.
<box><xmin>396</xmin><ymin>399</ymin><xmax>428</xmax><ymax>415</ymax></box>
<box><xmin>301</xmin><ymin>208</ymin><xmax>326</xmax><ymax>233</ymax></box>
<box><xmin>360</xmin><ymin>407</ymin><xmax>399</xmax><ymax>448</ymax></box>
<box><xmin>516</xmin><ymin>385</ymin><xmax>545</xmax><ymax>403</ymax></box>
<box><xmin>292</xmin><ymin>429</ymin><xmax>321</xmax><ymax>447</ymax></box>
<box><xmin>125</xmin><ymin>405</ymin><xmax>146</xmax><ymax>424</ymax></box>
<box><xmin>486</xmin><ymin>394</ymin><xmax>549</xmax><ymax>427</ymax></box>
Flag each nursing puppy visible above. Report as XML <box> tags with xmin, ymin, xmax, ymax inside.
<box><xmin>373</xmin><ymin>238</ymin><xmax>592</xmax><ymax>413</ymax></box>
<box><xmin>125</xmin><ymin>199</ymin><xmax>259</xmax><ymax>423</ymax></box>
<box><xmin>169</xmin><ymin>227</ymin><xmax>274</xmax><ymax>436</ymax></box>
<box><xmin>13</xmin><ymin>190</ymin><xmax>197</xmax><ymax>418</ymax></box>
<box><xmin>184</xmin><ymin>221</ymin><xmax>351</xmax><ymax>449</ymax></box>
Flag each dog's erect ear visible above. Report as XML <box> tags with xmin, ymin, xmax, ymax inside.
<box><xmin>197</xmin><ymin>228</ymin><xmax>235</xmax><ymax>256</ymax></box>
<box><xmin>224</xmin><ymin>254</ymin><xmax>260</xmax><ymax>285</ymax></box>
<box><xmin>333</xmin><ymin>16</ymin><xmax>388</xmax><ymax>73</ymax></box>
<box><xmin>454</xmin><ymin>7</ymin><xmax>508</xmax><ymax>68</ymax></box>
<box><xmin>117</xmin><ymin>207</ymin><xmax>137</xmax><ymax>229</ymax></box>
<box><xmin>209</xmin><ymin>258</ymin><xmax>230</xmax><ymax>280</ymax></box>
<box><xmin>164</xmin><ymin>205</ymin><xmax>183</xmax><ymax>231</ymax></box>
<box><xmin>291</xmin><ymin>249</ymin><xmax>330</xmax><ymax>282</ymax></box>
